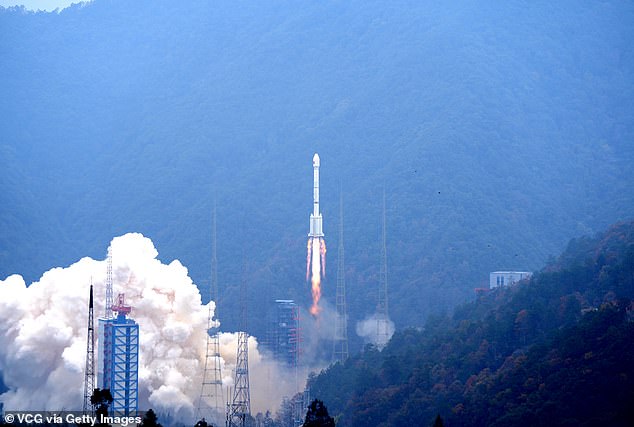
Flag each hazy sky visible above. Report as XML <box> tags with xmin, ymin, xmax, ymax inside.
<box><xmin>0</xmin><ymin>0</ymin><xmax>88</xmax><ymax>11</ymax></box>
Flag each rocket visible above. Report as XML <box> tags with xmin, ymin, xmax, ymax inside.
<box><xmin>309</xmin><ymin>153</ymin><xmax>324</xmax><ymax>237</ymax></box>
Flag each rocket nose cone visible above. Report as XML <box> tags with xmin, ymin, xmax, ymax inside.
<box><xmin>313</xmin><ymin>153</ymin><xmax>320</xmax><ymax>167</ymax></box>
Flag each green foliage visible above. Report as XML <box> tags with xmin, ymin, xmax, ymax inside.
<box><xmin>308</xmin><ymin>221</ymin><xmax>634</xmax><ymax>426</ymax></box>
<box><xmin>91</xmin><ymin>388</ymin><xmax>113</xmax><ymax>426</ymax></box>
<box><xmin>141</xmin><ymin>409</ymin><xmax>162</xmax><ymax>427</ymax></box>
<box><xmin>432</xmin><ymin>414</ymin><xmax>444</xmax><ymax>427</ymax></box>
<box><xmin>302</xmin><ymin>400</ymin><xmax>335</xmax><ymax>427</ymax></box>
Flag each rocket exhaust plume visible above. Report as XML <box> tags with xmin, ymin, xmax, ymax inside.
<box><xmin>307</xmin><ymin>153</ymin><xmax>326</xmax><ymax>317</ymax></box>
<box><xmin>306</xmin><ymin>239</ymin><xmax>312</xmax><ymax>282</ymax></box>
<box><xmin>320</xmin><ymin>238</ymin><xmax>326</xmax><ymax>277</ymax></box>
<box><xmin>309</xmin><ymin>238</ymin><xmax>322</xmax><ymax>316</ymax></box>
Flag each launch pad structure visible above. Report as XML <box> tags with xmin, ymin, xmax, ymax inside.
<box><xmin>375</xmin><ymin>190</ymin><xmax>390</xmax><ymax>349</ymax></box>
<box><xmin>197</xmin><ymin>205</ymin><xmax>224</xmax><ymax>423</ymax></box>
<box><xmin>98</xmin><ymin>293</ymin><xmax>139</xmax><ymax>416</ymax></box>
<box><xmin>95</xmin><ymin>247</ymin><xmax>139</xmax><ymax>417</ymax></box>
<box><xmin>226</xmin><ymin>277</ymin><xmax>251</xmax><ymax>427</ymax></box>
<box><xmin>83</xmin><ymin>283</ymin><xmax>96</xmax><ymax>415</ymax></box>
<box><xmin>332</xmin><ymin>190</ymin><xmax>349</xmax><ymax>363</ymax></box>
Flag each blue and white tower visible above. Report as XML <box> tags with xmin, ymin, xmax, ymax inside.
<box><xmin>98</xmin><ymin>293</ymin><xmax>139</xmax><ymax>416</ymax></box>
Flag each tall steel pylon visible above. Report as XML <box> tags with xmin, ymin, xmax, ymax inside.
<box><xmin>376</xmin><ymin>190</ymin><xmax>390</xmax><ymax>349</ymax></box>
<box><xmin>197</xmin><ymin>206</ymin><xmax>224</xmax><ymax>423</ymax></box>
<box><xmin>83</xmin><ymin>282</ymin><xmax>96</xmax><ymax>414</ymax></box>
<box><xmin>105</xmin><ymin>246</ymin><xmax>113</xmax><ymax>319</ymax></box>
<box><xmin>332</xmin><ymin>190</ymin><xmax>349</xmax><ymax>363</ymax></box>
<box><xmin>227</xmin><ymin>276</ymin><xmax>251</xmax><ymax>427</ymax></box>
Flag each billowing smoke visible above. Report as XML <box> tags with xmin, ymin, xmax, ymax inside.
<box><xmin>0</xmin><ymin>233</ymin><xmax>299</xmax><ymax>420</ymax></box>
<box><xmin>356</xmin><ymin>313</ymin><xmax>395</xmax><ymax>348</ymax></box>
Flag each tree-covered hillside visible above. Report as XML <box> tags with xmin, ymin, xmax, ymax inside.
<box><xmin>1</xmin><ymin>1</ymin><xmax>633</xmax><ymax>340</ymax></box>
<box><xmin>308</xmin><ymin>220</ymin><xmax>634</xmax><ymax>426</ymax></box>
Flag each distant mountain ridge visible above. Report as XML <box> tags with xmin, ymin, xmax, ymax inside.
<box><xmin>1</xmin><ymin>0</ymin><xmax>633</xmax><ymax>342</ymax></box>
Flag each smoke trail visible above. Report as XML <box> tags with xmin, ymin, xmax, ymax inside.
<box><xmin>355</xmin><ymin>313</ymin><xmax>395</xmax><ymax>347</ymax></box>
<box><xmin>0</xmin><ymin>233</ymin><xmax>296</xmax><ymax>419</ymax></box>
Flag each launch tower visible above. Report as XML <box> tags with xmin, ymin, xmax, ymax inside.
<box><xmin>196</xmin><ymin>206</ymin><xmax>224</xmax><ymax>422</ymax></box>
<box><xmin>376</xmin><ymin>191</ymin><xmax>390</xmax><ymax>348</ymax></box>
<box><xmin>332</xmin><ymin>191</ymin><xmax>349</xmax><ymax>362</ymax></box>
<box><xmin>83</xmin><ymin>283</ymin><xmax>96</xmax><ymax>414</ymax></box>
<box><xmin>227</xmin><ymin>278</ymin><xmax>251</xmax><ymax>427</ymax></box>
<box><xmin>273</xmin><ymin>300</ymin><xmax>300</xmax><ymax>367</ymax></box>
<box><xmin>98</xmin><ymin>293</ymin><xmax>139</xmax><ymax>416</ymax></box>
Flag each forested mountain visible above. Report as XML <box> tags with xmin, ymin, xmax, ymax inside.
<box><xmin>308</xmin><ymin>221</ymin><xmax>634</xmax><ymax>426</ymax></box>
<box><xmin>1</xmin><ymin>1</ymin><xmax>633</xmax><ymax>341</ymax></box>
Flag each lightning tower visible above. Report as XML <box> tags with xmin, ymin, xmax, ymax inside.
<box><xmin>376</xmin><ymin>190</ymin><xmax>390</xmax><ymax>348</ymax></box>
<box><xmin>227</xmin><ymin>277</ymin><xmax>251</xmax><ymax>427</ymax></box>
<box><xmin>83</xmin><ymin>283</ymin><xmax>95</xmax><ymax>414</ymax></box>
<box><xmin>104</xmin><ymin>246</ymin><xmax>113</xmax><ymax>319</ymax></box>
<box><xmin>332</xmin><ymin>190</ymin><xmax>349</xmax><ymax>363</ymax></box>
<box><xmin>197</xmin><ymin>206</ymin><xmax>224</xmax><ymax>423</ymax></box>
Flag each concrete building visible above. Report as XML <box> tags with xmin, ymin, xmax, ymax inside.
<box><xmin>489</xmin><ymin>271</ymin><xmax>532</xmax><ymax>289</ymax></box>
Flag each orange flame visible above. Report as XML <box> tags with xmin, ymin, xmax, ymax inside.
<box><xmin>309</xmin><ymin>237</ymin><xmax>322</xmax><ymax>316</ymax></box>
<box><xmin>320</xmin><ymin>238</ymin><xmax>327</xmax><ymax>277</ymax></box>
<box><xmin>305</xmin><ymin>238</ymin><xmax>312</xmax><ymax>281</ymax></box>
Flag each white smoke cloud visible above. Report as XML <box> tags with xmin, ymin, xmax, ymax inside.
<box><xmin>355</xmin><ymin>313</ymin><xmax>395</xmax><ymax>348</ymax></box>
<box><xmin>0</xmin><ymin>233</ymin><xmax>300</xmax><ymax>421</ymax></box>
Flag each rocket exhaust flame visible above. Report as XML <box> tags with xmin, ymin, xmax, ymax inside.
<box><xmin>320</xmin><ymin>239</ymin><xmax>326</xmax><ymax>278</ymax></box>
<box><xmin>306</xmin><ymin>239</ymin><xmax>312</xmax><ymax>282</ymax></box>
<box><xmin>309</xmin><ymin>238</ymin><xmax>322</xmax><ymax>316</ymax></box>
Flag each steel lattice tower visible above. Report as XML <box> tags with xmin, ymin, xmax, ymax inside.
<box><xmin>227</xmin><ymin>278</ymin><xmax>251</xmax><ymax>427</ymax></box>
<box><xmin>332</xmin><ymin>191</ymin><xmax>349</xmax><ymax>363</ymax></box>
<box><xmin>197</xmin><ymin>207</ymin><xmax>224</xmax><ymax>422</ymax></box>
<box><xmin>104</xmin><ymin>246</ymin><xmax>113</xmax><ymax>319</ymax></box>
<box><xmin>83</xmin><ymin>283</ymin><xmax>96</xmax><ymax>414</ymax></box>
<box><xmin>376</xmin><ymin>190</ymin><xmax>390</xmax><ymax>348</ymax></box>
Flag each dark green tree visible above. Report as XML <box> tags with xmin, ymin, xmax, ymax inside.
<box><xmin>90</xmin><ymin>388</ymin><xmax>113</xmax><ymax>426</ymax></box>
<box><xmin>432</xmin><ymin>414</ymin><xmax>444</xmax><ymax>427</ymax></box>
<box><xmin>302</xmin><ymin>400</ymin><xmax>335</xmax><ymax>427</ymax></box>
<box><xmin>140</xmin><ymin>409</ymin><xmax>162</xmax><ymax>427</ymax></box>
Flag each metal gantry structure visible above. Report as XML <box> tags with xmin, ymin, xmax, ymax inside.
<box><xmin>332</xmin><ymin>191</ymin><xmax>349</xmax><ymax>363</ymax></box>
<box><xmin>376</xmin><ymin>190</ymin><xmax>390</xmax><ymax>349</ymax></box>
<box><xmin>227</xmin><ymin>278</ymin><xmax>251</xmax><ymax>427</ymax></box>
<box><xmin>98</xmin><ymin>247</ymin><xmax>139</xmax><ymax>416</ymax></box>
<box><xmin>197</xmin><ymin>207</ymin><xmax>224</xmax><ymax>423</ymax></box>
<box><xmin>83</xmin><ymin>283</ymin><xmax>96</xmax><ymax>414</ymax></box>
<box><xmin>100</xmin><ymin>294</ymin><xmax>139</xmax><ymax>416</ymax></box>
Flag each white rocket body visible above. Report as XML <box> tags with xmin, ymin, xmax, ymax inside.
<box><xmin>309</xmin><ymin>153</ymin><xmax>324</xmax><ymax>237</ymax></box>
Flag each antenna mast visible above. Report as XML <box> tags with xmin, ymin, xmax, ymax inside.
<box><xmin>197</xmin><ymin>205</ymin><xmax>224</xmax><ymax>422</ymax></box>
<box><xmin>333</xmin><ymin>190</ymin><xmax>349</xmax><ymax>362</ymax></box>
<box><xmin>83</xmin><ymin>282</ymin><xmax>95</xmax><ymax>414</ymax></box>
<box><xmin>227</xmin><ymin>276</ymin><xmax>251</xmax><ymax>427</ymax></box>
<box><xmin>376</xmin><ymin>190</ymin><xmax>390</xmax><ymax>348</ymax></box>
<box><xmin>104</xmin><ymin>246</ymin><xmax>113</xmax><ymax>319</ymax></box>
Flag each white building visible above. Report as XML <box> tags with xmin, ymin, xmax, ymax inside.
<box><xmin>489</xmin><ymin>271</ymin><xmax>532</xmax><ymax>289</ymax></box>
